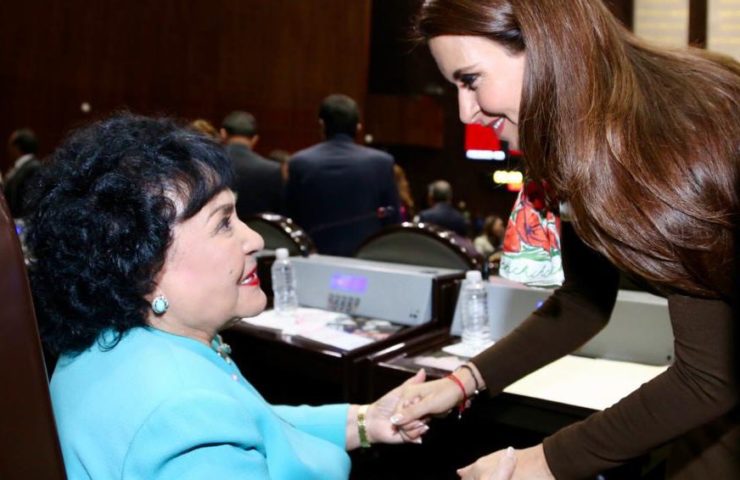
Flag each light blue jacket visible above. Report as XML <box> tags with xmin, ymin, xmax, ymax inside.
<box><xmin>51</xmin><ymin>327</ymin><xmax>351</xmax><ymax>479</ymax></box>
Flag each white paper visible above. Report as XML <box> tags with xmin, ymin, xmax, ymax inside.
<box><xmin>242</xmin><ymin>308</ymin><xmax>373</xmax><ymax>350</ymax></box>
<box><xmin>442</xmin><ymin>341</ymin><xmax>495</xmax><ymax>358</ymax></box>
<box><xmin>242</xmin><ymin>307</ymin><xmax>348</xmax><ymax>335</ymax></box>
<box><xmin>298</xmin><ymin>327</ymin><xmax>374</xmax><ymax>350</ymax></box>
<box><xmin>413</xmin><ymin>355</ymin><xmax>465</xmax><ymax>372</ymax></box>
<box><xmin>504</xmin><ymin>355</ymin><xmax>668</xmax><ymax>411</ymax></box>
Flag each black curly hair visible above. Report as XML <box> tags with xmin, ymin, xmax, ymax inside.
<box><xmin>26</xmin><ymin>113</ymin><xmax>233</xmax><ymax>356</ymax></box>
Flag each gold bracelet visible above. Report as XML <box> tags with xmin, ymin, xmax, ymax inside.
<box><xmin>357</xmin><ymin>404</ymin><xmax>371</xmax><ymax>448</ymax></box>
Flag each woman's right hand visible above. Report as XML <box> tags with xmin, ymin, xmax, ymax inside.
<box><xmin>389</xmin><ymin>373</ymin><xmax>467</xmax><ymax>427</ymax></box>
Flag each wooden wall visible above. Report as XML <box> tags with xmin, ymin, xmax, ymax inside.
<box><xmin>0</xmin><ymin>0</ymin><xmax>372</xmax><ymax>172</ymax></box>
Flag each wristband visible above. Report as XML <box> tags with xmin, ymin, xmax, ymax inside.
<box><xmin>445</xmin><ymin>373</ymin><xmax>468</xmax><ymax>419</ymax></box>
<box><xmin>357</xmin><ymin>404</ymin><xmax>371</xmax><ymax>448</ymax></box>
<box><xmin>457</xmin><ymin>364</ymin><xmax>481</xmax><ymax>395</ymax></box>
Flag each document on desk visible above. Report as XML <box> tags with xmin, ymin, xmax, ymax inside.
<box><xmin>503</xmin><ymin>355</ymin><xmax>669</xmax><ymax>411</ymax></box>
<box><xmin>242</xmin><ymin>308</ymin><xmax>380</xmax><ymax>350</ymax></box>
<box><xmin>243</xmin><ymin>307</ymin><xmax>342</xmax><ymax>334</ymax></box>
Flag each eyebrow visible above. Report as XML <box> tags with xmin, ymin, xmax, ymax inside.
<box><xmin>207</xmin><ymin>203</ymin><xmax>235</xmax><ymax>220</ymax></box>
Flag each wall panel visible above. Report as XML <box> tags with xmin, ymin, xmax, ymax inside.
<box><xmin>0</xmin><ymin>0</ymin><xmax>372</xmax><ymax>172</ymax></box>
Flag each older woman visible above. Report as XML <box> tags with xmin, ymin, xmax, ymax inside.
<box><xmin>392</xmin><ymin>1</ymin><xmax>739</xmax><ymax>479</ymax></box>
<box><xmin>27</xmin><ymin>114</ymin><xmax>428</xmax><ymax>479</ymax></box>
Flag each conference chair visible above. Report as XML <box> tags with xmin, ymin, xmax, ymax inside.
<box><xmin>0</xmin><ymin>193</ymin><xmax>66</xmax><ymax>479</ymax></box>
<box><xmin>354</xmin><ymin>221</ymin><xmax>483</xmax><ymax>271</ymax></box>
<box><xmin>244</xmin><ymin>213</ymin><xmax>316</xmax><ymax>257</ymax></box>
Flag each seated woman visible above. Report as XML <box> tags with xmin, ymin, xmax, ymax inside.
<box><xmin>473</xmin><ymin>214</ymin><xmax>505</xmax><ymax>265</ymax></box>
<box><xmin>26</xmin><ymin>114</ymin><xmax>428</xmax><ymax>479</ymax></box>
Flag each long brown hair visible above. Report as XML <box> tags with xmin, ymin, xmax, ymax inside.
<box><xmin>416</xmin><ymin>0</ymin><xmax>740</xmax><ymax>298</ymax></box>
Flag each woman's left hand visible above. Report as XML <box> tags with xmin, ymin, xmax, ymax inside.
<box><xmin>366</xmin><ymin>369</ymin><xmax>429</xmax><ymax>444</ymax></box>
<box><xmin>457</xmin><ymin>444</ymin><xmax>553</xmax><ymax>480</ymax></box>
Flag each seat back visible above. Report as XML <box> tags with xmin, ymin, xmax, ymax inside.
<box><xmin>0</xmin><ymin>193</ymin><xmax>66</xmax><ymax>479</ymax></box>
<box><xmin>244</xmin><ymin>213</ymin><xmax>316</xmax><ymax>257</ymax></box>
<box><xmin>355</xmin><ymin>222</ymin><xmax>483</xmax><ymax>271</ymax></box>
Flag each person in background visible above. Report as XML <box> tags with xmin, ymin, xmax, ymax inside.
<box><xmin>221</xmin><ymin>110</ymin><xmax>284</xmax><ymax>217</ymax></box>
<box><xmin>473</xmin><ymin>214</ymin><xmax>505</xmax><ymax>259</ymax></box>
<box><xmin>4</xmin><ymin>128</ymin><xmax>41</xmax><ymax>218</ymax></box>
<box><xmin>416</xmin><ymin>180</ymin><xmax>469</xmax><ymax>236</ymax></box>
<box><xmin>392</xmin><ymin>1</ymin><xmax>739</xmax><ymax>479</ymax></box>
<box><xmin>27</xmin><ymin>114</ymin><xmax>430</xmax><ymax>480</ymax></box>
<box><xmin>189</xmin><ymin>118</ymin><xmax>220</xmax><ymax>140</ymax></box>
<box><xmin>393</xmin><ymin>164</ymin><xmax>415</xmax><ymax>221</ymax></box>
<box><xmin>268</xmin><ymin>148</ymin><xmax>292</xmax><ymax>182</ymax></box>
<box><xmin>287</xmin><ymin>94</ymin><xmax>400</xmax><ymax>256</ymax></box>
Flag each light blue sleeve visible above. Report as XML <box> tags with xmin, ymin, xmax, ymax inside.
<box><xmin>272</xmin><ymin>404</ymin><xmax>349</xmax><ymax>450</ymax></box>
<box><xmin>122</xmin><ymin>389</ymin><xmax>269</xmax><ymax>479</ymax></box>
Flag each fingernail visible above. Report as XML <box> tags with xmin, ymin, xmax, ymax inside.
<box><xmin>422</xmin><ymin>425</ymin><xmax>430</xmax><ymax>432</ymax></box>
<box><xmin>506</xmin><ymin>446</ymin><xmax>515</xmax><ymax>457</ymax></box>
<box><xmin>390</xmin><ymin>414</ymin><xmax>403</xmax><ymax>425</ymax></box>
<box><xmin>413</xmin><ymin>437</ymin><xmax>422</xmax><ymax>444</ymax></box>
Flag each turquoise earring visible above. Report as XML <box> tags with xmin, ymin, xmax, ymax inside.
<box><xmin>151</xmin><ymin>295</ymin><xmax>169</xmax><ymax>315</ymax></box>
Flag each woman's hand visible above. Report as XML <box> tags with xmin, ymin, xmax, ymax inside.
<box><xmin>389</xmin><ymin>365</ymin><xmax>481</xmax><ymax>429</ymax></box>
<box><xmin>365</xmin><ymin>369</ymin><xmax>430</xmax><ymax>444</ymax></box>
<box><xmin>457</xmin><ymin>445</ymin><xmax>553</xmax><ymax>480</ymax></box>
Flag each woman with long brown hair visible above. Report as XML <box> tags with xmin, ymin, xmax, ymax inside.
<box><xmin>391</xmin><ymin>1</ymin><xmax>739</xmax><ymax>478</ymax></box>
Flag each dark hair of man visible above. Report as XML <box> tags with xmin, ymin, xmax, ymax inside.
<box><xmin>428</xmin><ymin>180</ymin><xmax>452</xmax><ymax>203</ymax></box>
<box><xmin>10</xmin><ymin>128</ymin><xmax>39</xmax><ymax>154</ymax></box>
<box><xmin>319</xmin><ymin>94</ymin><xmax>360</xmax><ymax>137</ymax></box>
<box><xmin>222</xmin><ymin>111</ymin><xmax>258</xmax><ymax>137</ymax></box>
<box><xmin>415</xmin><ymin>0</ymin><xmax>740</xmax><ymax>299</ymax></box>
<box><xmin>26</xmin><ymin>113</ymin><xmax>234</xmax><ymax>355</ymax></box>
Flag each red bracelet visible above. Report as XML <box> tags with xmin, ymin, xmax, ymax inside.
<box><xmin>446</xmin><ymin>373</ymin><xmax>467</xmax><ymax>419</ymax></box>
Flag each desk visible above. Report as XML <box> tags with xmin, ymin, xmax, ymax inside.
<box><xmin>359</xmin><ymin>332</ymin><xmax>670</xmax><ymax>479</ymax></box>
<box><xmin>222</xmin><ymin>257</ymin><xmax>463</xmax><ymax>404</ymax></box>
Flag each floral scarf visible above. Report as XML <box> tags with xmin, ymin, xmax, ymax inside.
<box><xmin>499</xmin><ymin>181</ymin><xmax>564</xmax><ymax>287</ymax></box>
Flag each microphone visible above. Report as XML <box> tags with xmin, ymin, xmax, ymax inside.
<box><xmin>308</xmin><ymin>206</ymin><xmax>397</xmax><ymax>234</ymax></box>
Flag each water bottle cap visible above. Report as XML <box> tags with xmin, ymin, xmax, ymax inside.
<box><xmin>275</xmin><ymin>248</ymin><xmax>289</xmax><ymax>259</ymax></box>
<box><xmin>465</xmin><ymin>270</ymin><xmax>482</xmax><ymax>282</ymax></box>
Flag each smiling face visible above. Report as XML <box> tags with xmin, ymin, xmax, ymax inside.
<box><xmin>149</xmin><ymin>189</ymin><xmax>266</xmax><ymax>344</ymax></box>
<box><xmin>429</xmin><ymin>35</ymin><xmax>526</xmax><ymax>149</ymax></box>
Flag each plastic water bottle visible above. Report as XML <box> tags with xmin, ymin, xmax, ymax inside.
<box><xmin>461</xmin><ymin>270</ymin><xmax>491</xmax><ymax>350</ymax></box>
<box><xmin>271</xmin><ymin>248</ymin><xmax>299</xmax><ymax>314</ymax></box>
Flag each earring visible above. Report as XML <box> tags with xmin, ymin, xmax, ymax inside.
<box><xmin>151</xmin><ymin>295</ymin><xmax>169</xmax><ymax>315</ymax></box>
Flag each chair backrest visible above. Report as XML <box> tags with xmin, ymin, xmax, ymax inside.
<box><xmin>354</xmin><ymin>222</ymin><xmax>483</xmax><ymax>271</ymax></box>
<box><xmin>244</xmin><ymin>213</ymin><xmax>316</xmax><ymax>257</ymax></box>
<box><xmin>0</xmin><ymin>193</ymin><xmax>67</xmax><ymax>479</ymax></box>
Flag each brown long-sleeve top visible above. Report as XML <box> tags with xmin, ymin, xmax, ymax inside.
<box><xmin>471</xmin><ymin>223</ymin><xmax>738</xmax><ymax>479</ymax></box>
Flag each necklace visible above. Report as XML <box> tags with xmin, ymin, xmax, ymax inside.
<box><xmin>212</xmin><ymin>334</ymin><xmax>233</xmax><ymax>361</ymax></box>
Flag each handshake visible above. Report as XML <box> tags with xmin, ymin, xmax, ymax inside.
<box><xmin>358</xmin><ymin>365</ymin><xmax>551</xmax><ymax>480</ymax></box>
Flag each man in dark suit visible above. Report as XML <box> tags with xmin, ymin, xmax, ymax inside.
<box><xmin>287</xmin><ymin>94</ymin><xmax>400</xmax><ymax>256</ymax></box>
<box><xmin>221</xmin><ymin>111</ymin><xmax>284</xmax><ymax>218</ymax></box>
<box><xmin>416</xmin><ymin>180</ymin><xmax>469</xmax><ymax>236</ymax></box>
<box><xmin>4</xmin><ymin>129</ymin><xmax>42</xmax><ymax>218</ymax></box>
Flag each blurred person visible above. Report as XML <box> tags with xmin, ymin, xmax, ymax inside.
<box><xmin>221</xmin><ymin>111</ymin><xmax>284</xmax><ymax>217</ymax></box>
<box><xmin>391</xmin><ymin>1</ymin><xmax>739</xmax><ymax>479</ymax></box>
<box><xmin>27</xmin><ymin>114</ymin><xmax>430</xmax><ymax>479</ymax></box>
<box><xmin>189</xmin><ymin>118</ymin><xmax>220</xmax><ymax>140</ymax></box>
<box><xmin>394</xmin><ymin>164</ymin><xmax>415</xmax><ymax>221</ymax></box>
<box><xmin>287</xmin><ymin>94</ymin><xmax>400</xmax><ymax>256</ymax></box>
<box><xmin>268</xmin><ymin>148</ymin><xmax>292</xmax><ymax>182</ymax></box>
<box><xmin>473</xmin><ymin>214</ymin><xmax>505</xmax><ymax>258</ymax></box>
<box><xmin>4</xmin><ymin>128</ymin><xmax>41</xmax><ymax>218</ymax></box>
<box><xmin>416</xmin><ymin>180</ymin><xmax>469</xmax><ymax>236</ymax></box>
